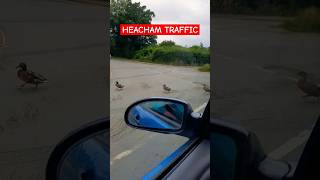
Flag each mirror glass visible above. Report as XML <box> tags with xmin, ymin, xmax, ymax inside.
<box><xmin>127</xmin><ymin>100</ymin><xmax>185</xmax><ymax>130</ymax></box>
<box><xmin>58</xmin><ymin>131</ymin><xmax>109</xmax><ymax>180</ymax></box>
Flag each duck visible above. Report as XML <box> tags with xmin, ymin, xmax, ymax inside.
<box><xmin>16</xmin><ymin>62</ymin><xmax>48</xmax><ymax>88</ymax></box>
<box><xmin>163</xmin><ymin>84</ymin><xmax>171</xmax><ymax>92</ymax></box>
<box><xmin>203</xmin><ymin>84</ymin><xmax>210</xmax><ymax>92</ymax></box>
<box><xmin>296</xmin><ymin>71</ymin><xmax>320</xmax><ymax>98</ymax></box>
<box><xmin>115</xmin><ymin>81</ymin><xmax>124</xmax><ymax>90</ymax></box>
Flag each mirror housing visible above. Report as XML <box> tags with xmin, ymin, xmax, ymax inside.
<box><xmin>210</xmin><ymin>118</ymin><xmax>296</xmax><ymax>180</ymax></box>
<box><xmin>46</xmin><ymin>118</ymin><xmax>109</xmax><ymax>180</ymax></box>
<box><xmin>210</xmin><ymin>118</ymin><xmax>267</xmax><ymax>180</ymax></box>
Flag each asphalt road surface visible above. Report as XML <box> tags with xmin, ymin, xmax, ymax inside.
<box><xmin>0</xmin><ymin>1</ymin><xmax>106</xmax><ymax>179</ymax></box>
<box><xmin>110</xmin><ymin>59</ymin><xmax>210</xmax><ymax>180</ymax></box>
<box><xmin>212</xmin><ymin>15</ymin><xmax>320</xmax><ymax>163</ymax></box>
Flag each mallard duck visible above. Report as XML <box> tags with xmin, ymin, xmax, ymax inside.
<box><xmin>203</xmin><ymin>84</ymin><xmax>210</xmax><ymax>92</ymax></box>
<box><xmin>16</xmin><ymin>62</ymin><xmax>48</xmax><ymax>88</ymax></box>
<box><xmin>163</xmin><ymin>84</ymin><xmax>171</xmax><ymax>92</ymax></box>
<box><xmin>115</xmin><ymin>81</ymin><xmax>124</xmax><ymax>90</ymax></box>
<box><xmin>297</xmin><ymin>71</ymin><xmax>320</xmax><ymax>98</ymax></box>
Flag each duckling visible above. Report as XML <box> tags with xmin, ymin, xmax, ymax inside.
<box><xmin>297</xmin><ymin>71</ymin><xmax>320</xmax><ymax>98</ymax></box>
<box><xmin>163</xmin><ymin>84</ymin><xmax>171</xmax><ymax>92</ymax></box>
<box><xmin>115</xmin><ymin>81</ymin><xmax>124</xmax><ymax>90</ymax></box>
<box><xmin>203</xmin><ymin>84</ymin><xmax>210</xmax><ymax>92</ymax></box>
<box><xmin>16</xmin><ymin>62</ymin><xmax>48</xmax><ymax>88</ymax></box>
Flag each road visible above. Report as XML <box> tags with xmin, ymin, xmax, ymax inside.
<box><xmin>212</xmin><ymin>15</ymin><xmax>320</xmax><ymax>163</ymax></box>
<box><xmin>0</xmin><ymin>0</ymin><xmax>106</xmax><ymax>179</ymax></box>
<box><xmin>110</xmin><ymin>59</ymin><xmax>210</xmax><ymax>180</ymax></box>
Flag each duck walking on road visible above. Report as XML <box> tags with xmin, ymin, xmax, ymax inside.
<box><xmin>16</xmin><ymin>62</ymin><xmax>48</xmax><ymax>88</ymax></box>
<box><xmin>297</xmin><ymin>71</ymin><xmax>320</xmax><ymax>99</ymax></box>
<box><xmin>203</xmin><ymin>84</ymin><xmax>210</xmax><ymax>93</ymax></box>
<box><xmin>163</xmin><ymin>84</ymin><xmax>171</xmax><ymax>93</ymax></box>
<box><xmin>115</xmin><ymin>81</ymin><xmax>124</xmax><ymax>90</ymax></box>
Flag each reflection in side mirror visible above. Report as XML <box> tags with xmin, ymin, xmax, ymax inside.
<box><xmin>125</xmin><ymin>98</ymin><xmax>188</xmax><ymax>131</ymax></box>
<box><xmin>46</xmin><ymin>120</ymin><xmax>109</xmax><ymax>180</ymax></box>
<box><xmin>59</xmin><ymin>132</ymin><xmax>109</xmax><ymax>180</ymax></box>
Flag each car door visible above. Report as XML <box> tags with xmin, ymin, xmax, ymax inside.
<box><xmin>210</xmin><ymin>114</ymin><xmax>320</xmax><ymax>180</ymax></box>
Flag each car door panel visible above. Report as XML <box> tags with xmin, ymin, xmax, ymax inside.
<box><xmin>166</xmin><ymin>139</ymin><xmax>210</xmax><ymax>180</ymax></box>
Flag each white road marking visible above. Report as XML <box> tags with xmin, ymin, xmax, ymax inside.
<box><xmin>111</xmin><ymin>134</ymin><xmax>156</xmax><ymax>166</ymax></box>
<box><xmin>194</xmin><ymin>102</ymin><xmax>207</xmax><ymax>113</ymax></box>
<box><xmin>113</xmin><ymin>150</ymin><xmax>133</xmax><ymax>161</ymax></box>
<box><xmin>268</xmin><ymin>130</ymin><xmax>311</xmax><ymax>160</ymax></box>
<box><xmin>111</xmin><ymin>102</ymin><xmax>208</xmax><ymax>165</ymax></box>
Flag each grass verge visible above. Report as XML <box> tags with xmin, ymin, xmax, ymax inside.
<box><xmin>282</xmin><ymin>7</ymin><xmax>320</xmax><ymax>33</ymax></box>
<box><xmin>198</xmin><ymin>64</ymin><xmax>210</xmax><ymax>72</ymax></box>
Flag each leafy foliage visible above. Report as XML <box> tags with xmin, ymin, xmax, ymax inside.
<box><xmin>159</xmin><ymin>40</ymin><xmax>176</xmax><ymax>47</ymax></box>
<box><xmin>110</xmin><ymin>0</ymin><xmax>157</xmax><ymax>58</ymax></box>
<box><xmin>198</xmin><ymin>64</ymin><xmax>210</xmax><ymax>72</ymax></box>
<box><xmin>134</xmin><ymin>44</ymin><xmax>210</xmax><ymax>65</ymax></box>
<box><xmin>282</xmin><ymin>7</ymin><xmax>320</xmax><ymax>32</ymax></box>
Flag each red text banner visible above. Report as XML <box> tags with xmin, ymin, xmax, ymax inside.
<box><xmin>120</xmin><ymin>24</ymin><xmax>200</xmax><ymax>35</ymax></box>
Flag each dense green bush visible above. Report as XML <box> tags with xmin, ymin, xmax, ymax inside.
<box><xmin>282</xmin><ymin>7</ymin><xmax>320</xmax><ymax>32</ymax></box>
<box><xmin>159</xmin><ymin>40</ymin><xmax>176</xmax><ymax>47</ymax></box>
<box><xmin>133</xmin><ymin>45</ymin><xmax>210</xmax><ymax>65</ymax></box>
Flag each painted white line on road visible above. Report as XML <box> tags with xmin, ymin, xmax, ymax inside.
<box><xmin>111</xmin><ymin>102</ymin><xmax>208</xmax><ymax>166</ymax></box>
<box><xmin>113</xmin><ymin>150</ymin><xmax>133</xmax><ymax>161</ymax></box>
<box><xmin>194</xmin><ymin>102</ymin><xmax>207</xmax><ymax>113</ymax></box>
<box><xmin>111</xmin><ymin>134</ymin><xmax>156</xmax><ymax>166</ymax></box>
<box><xmin>268</xmin><ymin>130</ymin><xmax>311</xmax><ymax>160</ymax></box>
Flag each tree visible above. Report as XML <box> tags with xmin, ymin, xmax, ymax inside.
<box><xmin>159</xmin><ymin>40</ymin><xmax>176</xmax><ymax>46</ymax></box>
<box><xmin>110</xmin><ymin>0</ymin><xmax>157</xmax><ymax>58</ymax></box>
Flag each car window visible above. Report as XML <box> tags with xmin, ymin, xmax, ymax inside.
<box><xmin>110</xmin><ymin>0</ymin><xmax>210</xmax><ymax>179</ymax></box>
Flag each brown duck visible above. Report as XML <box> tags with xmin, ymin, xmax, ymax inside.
<box><xmin>115</xmin><ymin>81</ymin><xmax>124</xmax><ymax>90</ymax></box>
<box><xmin>163</xmin><ymin>84</ymin><xmax>171</xmax><ymax>92</ymax></box>
<box><xmin>203</xmin><ymin>84</ymin><xmax>210</xmax><ymax>92</ymax></box>
<box><xmin>297</xmin><ymin>71</ymin><xmax>320</xmax><ymax>98</ymax></box>
<box><xmin>16</xmin><ymin>62</ymin><xmax>48</xmax><ymax>88</ymax></box>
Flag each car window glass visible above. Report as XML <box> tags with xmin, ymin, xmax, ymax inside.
<box><xmin>110</xmin><ymin>0</ymin><xmax>210</xmax><ymax>178</ymax></box>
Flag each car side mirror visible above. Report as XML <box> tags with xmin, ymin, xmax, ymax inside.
<box><xmin>124</xmin><ymin>97</ymin><xmax>195</xmax><ymax>134</ymax></box>
<box><xmin>46</xmin><ymin>119</ymin><xmax>109</xmax><ymax>180</ymax></box>
<box><xmin>210</xmin><ymin>118</ymin><xmax>267</xmax><ymax>180</ymax></box>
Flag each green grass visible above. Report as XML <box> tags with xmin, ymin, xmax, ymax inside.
<box><xmin>198</xmin><ymin>64</ymin><xmax>210</xmax><ymax>72</ymax></box>
<box><xmin>282</xmin><ymin>7</ymin><xmax>320</xmax><ymax>33</ymax></box>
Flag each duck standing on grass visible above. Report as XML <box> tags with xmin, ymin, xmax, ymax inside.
<box><xmin>115</xmin><ymin>81</ymin><xmax>124</xmax><ymax>90</ymax></box>
<box><xmin>297</xmin><ymin>71</ymin><xmax>320</xmax><ymax>99</ymax></box>
<box><xmin>16</xmin><ymin>62</ymin><xmax>48</xmax><ymax>88</ymax></box>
